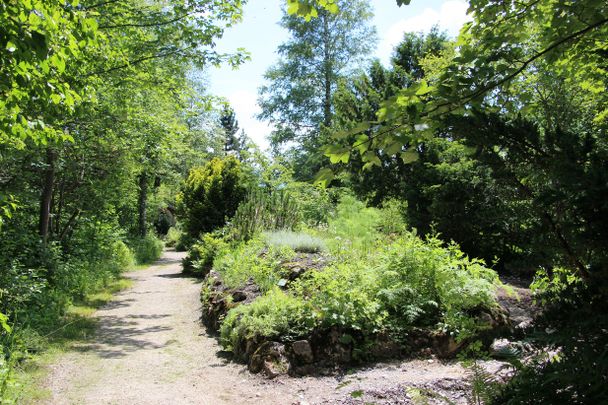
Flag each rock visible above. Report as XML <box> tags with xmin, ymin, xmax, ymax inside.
<box><xmin>232</xmin><ymin>290</ymin><xmax>247</xmax><ymax>302</ymax></box>
<box><xmin>310</xmin><ymin>327</ymin><xmax>353</xmax><ymax>364</ymax></box>
<box><xmin>288</xmin><ymin>267</ymin><xmax>306</xmax><ymax>280</ymax></box>
<box><xmin>516</xmin><ymin>319</ymin><xmax>533</xmax><ymax>329</ymax></box>
<box><xmin>369</xmin><ymin>332</ymin><xmax>402</xmax><ymax>359</ymax></box>
<box><xmin>432</xmin><ymin>332</ymin><xmax>465</xmax><ymax>358</ymax></box>
<box><xmin>291</xmin><ymin>340</ymin><xmax>314</xmax><ymax>364</ymax></box>
<box><xmin>200</xmin><ymin>271</ymin><xmax>262</xmax><ymax>332</ymax></box>
<box><xmin>249</xmin><ymin>342</ymin><xmax>290</xmax><ymax>379</ymax></box>
<box><xmin>490</xmin><ymin>338</ymin><xmax>521</xmax><ymax>358</ymax></box>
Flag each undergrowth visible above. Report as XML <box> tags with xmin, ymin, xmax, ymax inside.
<box><xmin>205</xmin><ymin>195</ymin><xmax>503</xmax><ymax>357</ymax></box>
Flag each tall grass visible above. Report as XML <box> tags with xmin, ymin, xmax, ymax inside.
<box><xmin>264</xmin><ymin>230</ymin><xmax>326</xmax><ymax>253</ymax></box>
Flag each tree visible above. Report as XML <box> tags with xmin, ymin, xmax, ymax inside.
<box><xmin>258</xmin><ymin>0</ymin><xmax>376</xmax><ymax>179</ymax></box>
<box><xmin>219</xmin><ymin>104</ymin><xmax>240</xmax><ymax>154</ymax></box>
<box><xmin>176</xmin><ymin>156</ymin><xmax>249</xmax><ymax>239</ymax></box>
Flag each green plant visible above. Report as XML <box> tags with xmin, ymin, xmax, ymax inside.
<box><xmin>264</xmin><ymin>230</ymin><xmax>326</xmax><ymax>253</ymax></box>
<box><xmin>177</xmin><ymin>157</ymin><xmax>248</xmax><ymax>239</ymax></box>
<box><xmin>133</xmin><ymin>234</ymin><xmax>163</xmax><ymax>264</ymax></box>
<box><xmin>230</xmin><ymin>188</ymin><xmax>300</xmax><ymax>241</ymax></box>
<box><xmin>164</xmin><ymin>227</ymin><xmax>181</xmax><ymax>248</ymax></box>
<box><xmin>212</xmin><ymin>239</ymin><xmax>295</xmax><ymax>292</ymax></box>
<box><xmin>471</xmin><ymin>363</ymin><xmax>502</xmax><ymax>404</ymax></box>
<box><xmin>376</xmin><ymin>234</ymin><xmax>501</xmax><ymax>340</ymax></box>
<box><xmin>109</xmin><ymin>241</ymin><xmax>135</xmax><ymax>274</ymax></box>
<box><xmin>292</xmin><ymin>261</ymin><xmax>385</xmax><ymax>333</ymax></box>
<box><xmin>285</xmin><ymin>182</ymin><xmax>333</xmax><ymax>226</ymax></box>
<box><xmin>327</xmin><ymin>194</ymin><xmax>382</xmax><ymax>254</ymax></box>
<box><xmin>183</xmin><ymin>232</ymin><xmax>228</xmax><ymax>276</ymax></box>
<box><xmin>0</xmin><ymin>313</ymin><xmax>17</xmax><ymax>403</ymax></box>
<box><xmin>378</xmin><ymin>198</ymin><xmax>408</xmax><ymax>235</ymax></box>
<box><xmin>220</xmin><ymin>288</ymin><xmax>314</xmax><ymax>352</ymax></box>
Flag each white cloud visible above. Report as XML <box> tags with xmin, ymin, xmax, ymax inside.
<box><xmin>377</xmin><ymin>0</ymin><xmax>470</xmax><ymax>64</ymax></box>
<box><xmin>226</xmin><ymin>90</ymin><xmax>272</xmax><ymax>151</ymax></box>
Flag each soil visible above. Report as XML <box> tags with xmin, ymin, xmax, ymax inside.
<box><xmin>43</xmin><ymin>250</ymin><xmax>511</xmax><ymax>405</ymax></box>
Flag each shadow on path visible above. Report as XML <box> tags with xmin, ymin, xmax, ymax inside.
<box><xmin>76</xmin><ymin>314</ymin><xmax>174</xmax><ymax>358</ymax></box>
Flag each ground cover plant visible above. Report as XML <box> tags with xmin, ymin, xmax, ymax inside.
<box><xmin>199</xmin><ymin>193</ymin><xmax>506</xmax><ymax>375</ymax></box>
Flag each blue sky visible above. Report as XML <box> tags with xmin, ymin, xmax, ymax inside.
<box><xmin>208</xmin><ymin>0</ymin><xmax>469</xmax><ymax>150</ymax></box>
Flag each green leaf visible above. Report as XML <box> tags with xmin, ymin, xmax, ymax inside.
<box><xmin>400</xmin><ymin>150</ymin><xmax>419</xmax><ymax>164</ymax></box>
<box><xmin>313</xmin><ymin>167</ymin><xmax>334</xmax><ymax>187</ymax></box>
<box><xmin>6</xmin><ymin>41</ymin><xmax>17</xmax><ymax>53</ymax></box>
<box><xmin>325</xmin><ymin>145</ymin><xmax>350</xmax><ymax>164</ymax></box>
<box><xmin>354</xmin><ymin>134</ymin><xmax>369</xmax><ymax>154</ymax></box>
<box><xmin>0</xmin><ymin>312</ymin><xmax>12</xmax><ymax>333</ymax></box>
<box><xmin>362</xmin><ymin>151</ymin><xmax>381</xmax><ymax>168</ymax></box>
<box><xmin>385</xmin><ymin>142</ymin><xmax>403</xmax><ymax>155</ymax></box>
<box><xmin>415</xmin><ymin>80</ymin><xmax>432</xmax><ymax>96</ymax></box>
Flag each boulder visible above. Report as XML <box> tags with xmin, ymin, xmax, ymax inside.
<box><xmin>291</xmin><ymin>340</ymin><xmax>314</xmax><ymax>364</ymax></box>
<box><xmin>248</xmin><ymin>342</ymin><xmax>290</xmax><ymax>378</ymax></box>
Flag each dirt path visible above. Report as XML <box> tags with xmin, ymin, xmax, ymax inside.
<box><xmin>44</xmin><ymin>250</ymin><xmax>486</xmax><ymax>405</ymax></box>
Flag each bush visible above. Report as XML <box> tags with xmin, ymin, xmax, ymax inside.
<box><xmin>164</xmin><ymin>227</ymin><xmax>181</xmax><ymax>248</ymax></box>
<box><xmin>264</xmin><ymin>230</ymin><xmax>326</xmax><ymax>253</ymax></box>
<box><xmin>220</xmin><ymin>288</ymin><xmax>314</xmax><ymax>352</ymax></box>
<box><xmin>230</xmin><ymin>188</ymin><xmax>300</xmax><ymax>241</ymax></box>
<box><xmin>212</xmin><ymin>225</ymin><xmax>503</xmax><ymax>357</ymax></box>
<box><xmin>109</xmin><ymin>240</ymin><xmax>135</xmax><ymax>274</ymax></box>
<box><xmin>165</xmin><ymin>225</ymin><xmax>192</xmax><ymax>252</ymax></box>
<box><xmin>377</xmin><ymin>234</ymin><xmax>501</xmax><ymax>340</ymax></box>
<box><xmin>177</xmin><ymin>157</ymin><xmax>248</xmax><ymax>239</ymax></box>
<box><xmin>327</xmin><ymin>194</ymin><xmax>382</xmax><ymax>254</ymax></box>
<box><xmin>183</xmin><ymin>232</ymin><xmax>228</xmax><ymax>276</ymax></box>
<box><xmin>292</xmin><ymin>261</ymin><xmax>385</xmax><ymax>334</ymax></box>
<box><xmin>285</xmin><ymin>182</ymin><xmax>333</xmax><ymax>226</ymax></box>
<box><xmin>491</xmin><ymin>277</ymin><xmax>608</xmax><ymax>404</ymax></box>
<box><xmin>212</xmin><ymin>239</ymin><xmax>295</xmax><ymax>292</ymax></box>
<box><xmin>133</xmin><ymin>234</ymin><xmax>163</xmax><ymax>264</ymax></box>
<box><xmin>378</xmin><ymin>199</ymin><xmax>408</xmax><ymax>235</ymax></box>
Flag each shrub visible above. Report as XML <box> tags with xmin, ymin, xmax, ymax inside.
<box><xmin>211</xmin><ymin>196</ymin><xmax>503</xmax><ymax>360</ymax></box>
<box><xmin>377</xmin><ymin>234</ymin><xmax>501</xmax><ymax>340</ymax></box>
<box><xmin>327</xmin><ymin>194</ymin><xmax>382</xmax><ymax>253</ymax></box>
<box><xmin>212</xmin><ymin>239</ymin><xmax>295</xmax><ymax>292</ymax></box>
<box><xmin>183</xmin><ymin>232</ymin><xmax>228</xmax><ymax>276</ymax></box>
<box><xmin>177</xmin><ymin>157</ymin><xmax>248</xmax><ymax>239</ymax></box>
<box><xmin>230</xmin><ymin>188</ymin><xmax>300</xmax><ymax>241</ymax></box>
<box><xmin>285</xmin><ymin>182</ymin><xmax>333</xmax><ymax>226</ymax></box>
<box><xmin>220</xmin><ymin>288</ymin><xmax>314</xmax><ymax>352</ymax></box>
<box><xmin>109</xmin><ymin>240</ymin><xmax>135</xmax><ymax>274</ymax></box>
<box><xmin>292</xmin><ymin>261</ymin><xmax>385</xmax><ymax>333</ymax></box>
<box><xmin>378</xmin><ymin>198</ymin><xmax>408</xmax><ymax>235</ymax></box>
<box><xmin>133</xmin><ymin>234</ymin><xmax>163</xmax><ymax>264</ymax></box>
<box><xmin>264</xmin><ymin>230</ymin><xmax>326</xmax><ymax>253</ymax></box>
<box><xmin>492</xmin><ymin>277</ymin><xmax>608</xmax><ymax>404</ymax></box>
<box><xmin>164</xmin><ymin>227</ymin><xmax>181</xmax><ymax>248</ymax></box>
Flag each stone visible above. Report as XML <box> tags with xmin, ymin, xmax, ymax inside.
<box><xmin>248</xmin><ymin>342</ymin><xmax>290</xmax><ymax>379</ymax></box>
<box><xmin>431</xmin><ymin>332</ymin><xmax>465</xmax><ymax>358</ymax></box>
<box><xmin>291</xmin><ymin>340</ymin><xmax>314</xmax><ymax>364</ymax></box>
<box><xmin>232</xmin><ymin>290</ymin><xmax>247</xmax><ymax>302</ymax></box>
<box><xmin>490</xmin><ymin>338</ymin><xmax>520</xmax><ymax>358</ymax></box>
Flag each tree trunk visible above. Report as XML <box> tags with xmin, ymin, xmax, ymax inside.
<box><xmin>322</xmin><ymin>13</ymin><xmax>332</xmax><ymax>128</ymax></box>
<box><xmin>39</xmin><ymin>147</ymin><xmax>56</xmax><ymax>245</ymax></box>
<box><xmin>137</xmin><ymin>171</ymin><xmax>148</xmax><ymax>237</ymax></box>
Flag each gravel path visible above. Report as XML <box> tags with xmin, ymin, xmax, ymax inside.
<box><xmin>43</xmin><ymin>250</ymin><xmax>484</xmax><ymax>405</ymax></box>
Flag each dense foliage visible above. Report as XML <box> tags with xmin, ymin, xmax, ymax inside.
<box><xmin>259</xmin><ymin>0</ymin><xmax>376</xmax><ymax>179</ymax></box>
<box><xmin>1</xmin><ymin>0</ymin><xmax>246</xmax><ymax>400</ymax></box>
<box><xmin>1</xmin><ymin>0</ymin><xmax>606</xmax><ymax>401</ymax></box>
<box><xmin>203</xmin><ymin>196</ymin><xmax>502</xmax><ymax>358</ymax></box>
<box><xmin>177</xmin><ymin>156</ymin><xmax>249</xmax><ymax>241</ymax></box>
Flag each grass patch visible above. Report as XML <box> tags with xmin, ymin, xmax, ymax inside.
<box><xmin>264</xmin><ymin>230</ymin><xmax>326</xmax><ymax>253</ymax></box>
<box><xmin>7</xmin><ymin>276</ymin><xmax>133</xmax><ymax>403</ymax></box>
